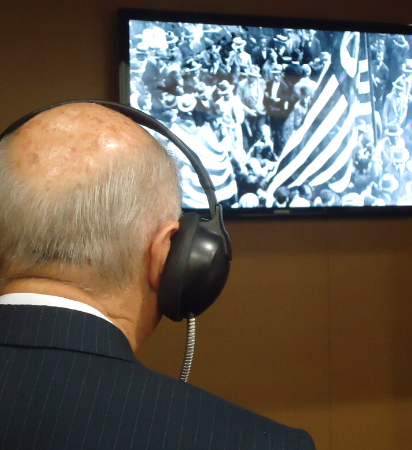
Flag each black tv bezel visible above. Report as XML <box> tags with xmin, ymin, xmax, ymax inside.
<box><xmin>118</xmin><ymin>8</ymin><xmax>412</xmax><ymax>220</ymax></box>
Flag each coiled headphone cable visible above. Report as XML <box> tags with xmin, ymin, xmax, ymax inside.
<box><xmin>180</xmin><ymin>314</ymin><xmax>196</xmax><ymax>382</ymax></box>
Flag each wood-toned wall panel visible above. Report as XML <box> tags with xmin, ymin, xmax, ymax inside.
<box><xmin>327</xmin><ymin>218</ymin><xmax>412</xmax><ymax>449</ymax></box>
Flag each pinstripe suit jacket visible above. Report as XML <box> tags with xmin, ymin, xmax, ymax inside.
<box><xmin>0</xmin><ymin>304</ymin><xmax>316</xmax><ymax>450</ymax></box>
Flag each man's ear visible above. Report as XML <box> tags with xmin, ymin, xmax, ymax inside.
<box><xmin>149</xmin><ymin>220</ymin><xmax>180</xmax><ymax>291</ymax></box>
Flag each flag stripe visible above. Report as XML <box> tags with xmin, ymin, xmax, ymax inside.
<box><xmin>182</xmin><ymin>179</ymin><xmax>237</xmax><ymax>207</ymax></box>
<box><xmin>357</xmin><ymin>101</ymin><xmax>372</xmax><ymax>116</ymax></box>
<box><xmin>290</xmin><ymin>99</ymin><xmax>359</xmax><ymax>187</ymax></box>
<box><xmin>277</xmin><ymin>74</ymin><xmax>340</xmax><ymax>164</ymax></box>
<box><xmin>170</xmin><ymin>122</ymin><xmax>238</xmax><ymax>207</ymax></box>
<box><xmin>359</xmin><ymin>59</ymin><xmax>369</xmax><ymax>72</ymax></box>
<box><xmin>358</xmin><ymin>80</ymin><xmax>370</xmax><ymax>95</ymax></box>
<box><xmin>309</xmin><ymin>122</ymin><xmax>358</xmax><ymax>186</ymax></box>
<box><xmin>181</xmin><ymin>164</ymin><xmax>235</xmax><ymax>186</ymax></box>
<box><xmin>268</xmin><ymin>91</ymin><xmax>348</xmax><ymax>194</ymax></box>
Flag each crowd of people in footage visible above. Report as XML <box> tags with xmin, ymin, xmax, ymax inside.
<box><xmin>128</xmin><ymin>20</ymin><xmax>412</xmax><ymax>208</ymax></box>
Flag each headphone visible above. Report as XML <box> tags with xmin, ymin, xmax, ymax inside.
<box><xmin>0</xmin><ymin>100</ymin><xmax>232</xmax><ymax>322</ymax></box>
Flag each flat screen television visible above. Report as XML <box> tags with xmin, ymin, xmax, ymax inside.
<box><xmin>118</xmin><ymin>8</ymin><xmax>412</xmax><ymax>218</ymax></box>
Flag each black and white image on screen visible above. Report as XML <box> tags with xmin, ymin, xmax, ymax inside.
<box><xmin>128</xmin><ymin>20</ymin><xmax>412</xmax><ymax>209</ymax></box>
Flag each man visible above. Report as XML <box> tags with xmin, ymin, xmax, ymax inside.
<box><xmin>237</xmin><ymin>65</ymin><xmax>267</xmax><ymax>148</ymax></box>
<box><xmin>394</xmin><ymin>60</ymin><xmax>412</xmax><ymax>132</ymax></box>
<box><xmin>284</xmin><ymin>49</ymin><xmax>304</xmax><ymax>84</ymax></box>
<box><xmin>282</xmin><ymin>82</ymin><xmax>314</xmax><ymax>144</ymax></box>
<box><xmin>0</xmin><ymin>102</ymin><xmax>315</xmax><ymax>449</ymax></box>
<box><xmin>298</xmin><ymin>65</ymin><xmax>318</xmax><ymax>93</ymax></box>
<box><xmin>215</xmin><ymin>79</ymin><xmax>246</xmax><ymax>160</ymax></box>
<box><xmin>202</xmin><ymin>23</ymin><xmax>227</xmax><ymax>45</ymax></box>
<box><xmin>283</xmin><ymin>29</ymin><xmax>301</xmax><ymax>58</ymax></box>
<box><xmin>309</xmin><ymin>52</ymin><xmax>331</xmax><ymax>84</ymax></box>
<box><xmin>158</xmin><ymin>69</ymin><xmax>185</xmax><ymax>97</ymax></box>
<box><xmin>396</xmin><ymin>60</ymin><xmax>412</xmax><ymax>101</ymax></box>
<box><xmin>192</xmin><ymin>81</ymin><xmax>216</xmax><ymax>127</ymax></box>
<box><xmin>272</xmin><ymin>185</ymin><xmax>290</xmax><ymax>208</ymax></box>
<box><xmin>140</xmin><ymin>21</ymin><xmax>168</xmax><ymax>52</ymax></box>
<box><xmin>386</xmin><ymin>34</ymin><xmax>409</xmax><ymax>83</ymax></box>
<box><xmin>251</xmin><ymin>34</ymin><xmax>270</xmax><ymax>69</ymax></box>
<box><xmin>373</xmin><ymin>172</ymin><xmax>400</xmax><ymax>204</ymax></box>
<box><xmin>313</xmin><ymin>188</ymin><xmax>341</xmax><ymax>207</ymax></box>
<box><xmin>350</xmin><ymin>144</ymin><xmax>382</xmax><ymax>197</ymax></box>
<box><xmin>178</xmin><ymin>26</ymin><xmax>205</xmax><ymax>60</ymax></box>
<box><xmin>383</xmin><ymin>146</ymin><xmax>411</xmax><ymax>202</ymax></box>
<box><xmin>165</xmin><ymin>30</ymin><xmax>183</xmax><ymax>66</ymax></box>
<box><xmin>382</xmin><ymin>78</ymin><xmax>408</xmax><ymax>129</ymax></box>
<box><xmin>264</xmin><ymin>64</ymin><xmax>289</xmax><ymax>153</ymax></box>
<box><xmin>261</xmin><ymin>48</ymin><xmax>280</xmax><ymax>82</ymax></box>
<box><xmin>371</xmin><ymin>51</ymin><xmax>390</xmax><ymax>114</ymax></box>
<box><xmin>376</xmin><ymin>121</ymin><xmax>406</xmax><ymax>171</ymax></box>
<box><xmin>289</xmin><ymin>185</ymin><xmax>312</xmax><ymax>207</ymax></box>
<box><xmin>226</xmin><ymin>37</ymin><xmax>253</xmax><ymax>84</ymax></box>
<box><xmin>300</xmin><ymin>29</ymin><xmax>321</xmax><ymax>66</ymax></box>
<box><xmin>156</xmin><ymin>92</ymin><xmax>179</xmax><ymax>125</ymax></box>
<box><xmin>142</xmin><ymin>49</ymin><xmax>169</xmax><ymax>92</ymax></box>
<box><xmin>200</xmin><ymin>44</ymin><xmax>230</xmax><ymax>84</ymax></box>
<box><xmin>272</xmin><ymin>34</ymin><xmax>292</xmax><ymax>65</ymax></box>
<box><xmin>248</xmin><ymin>124</ymin><xmax>277</xmax><ymax>166</ymax></box>
<box><xmin>181</xmin><ymin>59</ymin><xmax>202</xmax><ymax>94</ymax></box>
<box><xmin>129</xmin><ymin>42</ymin><xmax>150</xmax><ymax>82</ymax></box>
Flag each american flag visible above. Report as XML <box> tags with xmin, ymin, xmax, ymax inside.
<box><xmin>267</xmin><ymin>31</ymin><xmax>372</xmax><ymax>197</ymax></box>
<box><xmin>169</xmin><ymin>122</ymin><xmax>238</xmax><ymax>208</ymax></box>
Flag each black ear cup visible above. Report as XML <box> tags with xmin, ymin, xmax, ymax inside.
<box><xmin>158</xmin><ymin>211</ymin><xmax>231</xmax><ymax>322</ymax></box>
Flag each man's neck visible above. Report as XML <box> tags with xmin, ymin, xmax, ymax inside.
<box><xmin>2</xmin><ymin>277</ymin><xmax>108</xmax><ymax>316</ymax></box>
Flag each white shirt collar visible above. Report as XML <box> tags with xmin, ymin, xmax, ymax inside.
<box><xmin>0</xmin><ymin>293</ymin><xmax>113</xmax><ymax>324</ymax></box>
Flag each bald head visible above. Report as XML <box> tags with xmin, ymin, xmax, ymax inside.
<box><xmin>8</xmin><ymin>103</ymin><xmax>155</xmax><ymax>190</ymax></box>
<box><xmin>0</xmin><ymin>102</ymin><xmax>181</xmax><ymax>294</ymax></box>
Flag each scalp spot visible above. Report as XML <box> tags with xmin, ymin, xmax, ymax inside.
<box><xmin>21</xmin><ymin>141</ymin><xmax>32</xmax><ymax>151</ymax></box>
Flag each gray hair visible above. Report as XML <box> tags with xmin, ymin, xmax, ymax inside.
<box><xmin>0</xmin><ymin>131</ymin><xmax>182</xmax><ymax>294</ymax></box>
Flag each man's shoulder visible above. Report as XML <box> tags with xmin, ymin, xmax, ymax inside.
<box><xmin>0</xmin><ymin>306</ymin><xmax>315</xmax><ymax>450</ymax></box>
<box><xmin>0</xmin><ymin>342</ymin><xmax>315</xmax><ymax>450</ymax></box>
<box><xmin>34</xmin><ymin>346</ymin><xmax>316</xmax><ymax>450</ymax></box>
<box><xmin>127</xmin><ymin>360</ymin><xmax>316</xmax><ymax>450</ymax></box>
<box><xmin>64</xmin><ymin>351</ymin><xmax>316</xmax><ymax>449</ymax></box>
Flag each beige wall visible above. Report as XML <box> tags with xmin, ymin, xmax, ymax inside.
<box><xmin>1</xmin><ymin>1</ymin><xmax>412</xmax><ymax>449</ymax></box>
